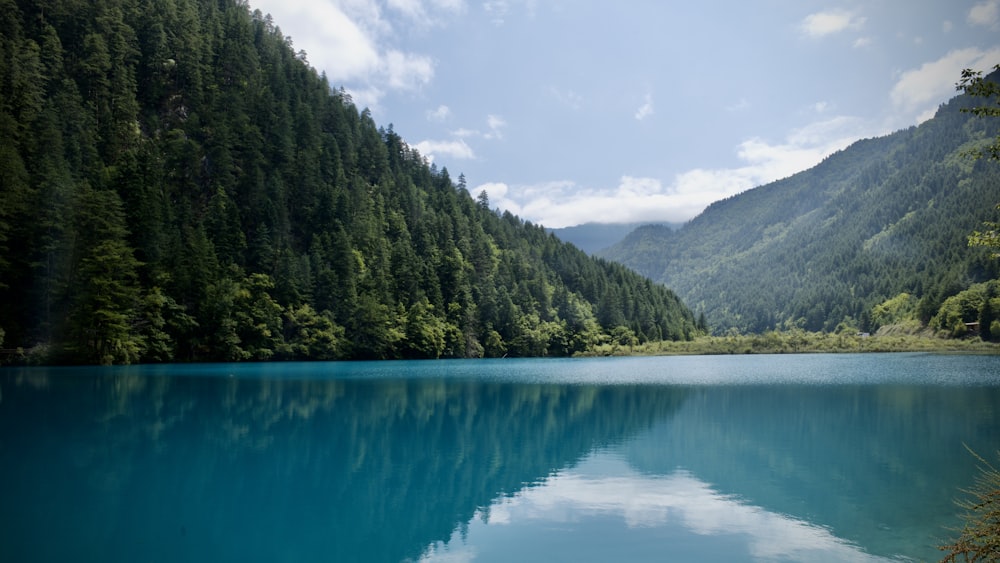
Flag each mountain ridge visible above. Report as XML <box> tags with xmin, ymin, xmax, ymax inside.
<box><xmin>547</xmin><ymin>221</ymin><xmax>680</xmax><ymax>255</ymax></box>
<box><xmin>601</xmin><ymin>84</ymin><xmax>1000</xmax><ymax>334</ymax></box>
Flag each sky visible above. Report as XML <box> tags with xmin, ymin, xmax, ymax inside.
<box><xmin>249</xmin><ymin>0</ymin><xmax>1000</xmax><ymax>228</ymax></box>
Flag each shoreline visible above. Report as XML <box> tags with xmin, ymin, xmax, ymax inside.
<box><xmin>579</xmin><ymin>333</ymin><xmax>1000</xmax><ymax>357</ymax></box>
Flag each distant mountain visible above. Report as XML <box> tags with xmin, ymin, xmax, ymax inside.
<box><xmin>548</xmin><ymin>222</ymin><xmax>680</xmax><ymax>255</ymax></box>
<box><xmin>601</xmin><ymin>79</ymin><xmax>1000</xmax><ymax>334</ymax></box>
<box><xmin>0</xmin><ymin>0</ymin><xmax>699</xmax><ymax>363</ymax></box>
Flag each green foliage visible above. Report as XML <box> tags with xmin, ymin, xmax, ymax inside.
<box><xmin>929</xmin><ymin>280</ymin><xmax>1000</xmax><ymax>340</ymax></box>
<box><xmin>482</xmin><ymin>329</ymin><xmax>506</xmax><ymax>358</ymax></box>
<box><xmin>611</xmin><ymin>325</ymin><xmax>638</xmax><ymax>348</ymax></box>
<box><xmin>956</xmin><ymin>65</ymin><xmax>1000</xmax><ymax>161</ymax></box>
<box><xmin>871</xmin><ymin>293</ymin><xmax>917</xmax><ymax>328</ymax></box>
<box><xmin>402</xmin><ymin>300</ymin><xmax>447</xmax><ymax>359</ymax></box>
<box><xmin>283</xmin><ymin>304</ymin><xmax>344</xmax><ymax>360</ymax></box>
<box><xmin>938</xmin><ymin>448</ymin><xmax>1000</xmax><ymax>563</ymax></box>
<box><xmin>63</xmin><ymin>187</ymin><xmax>143</xmax><ymax>365</ymax></box>
<box><xmin>232</xmin><ymin>273</ymin><xmax>286</xmax><ymax>360</ymax></box>
<box><xmin>137</xmin><ymin>284</ymin><xmax>193</xmax><ymax>362</ymax></box>
<box><xmin>969</xmin><ymin>215</ymin><xmax>1000</xmax><ymax>257</ymax></box>
<box><xmin>585</xmin><ymin>330</ymin><xmax>1000</xmax><ymax>357</ymax></box>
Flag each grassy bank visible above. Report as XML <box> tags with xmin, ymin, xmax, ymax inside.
<box><xmin>581</xmin><ymin>330</ymin><xmax>1000</xmax><ymax>357</ymax></box>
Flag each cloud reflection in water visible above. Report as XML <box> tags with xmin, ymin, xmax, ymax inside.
<box><xmin>419</xmin><ymin>453</ymin><xmax>896</xmax><ymax>563</ymax></box>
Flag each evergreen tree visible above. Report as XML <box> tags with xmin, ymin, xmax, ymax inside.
<box><xmin>64</xmin><ymin>187</ymin><xmax>143</xmax><ymax>364</ymax></box>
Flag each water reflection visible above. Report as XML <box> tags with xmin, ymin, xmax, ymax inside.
<box><xmin>0</xmin><ymin>359</ymin><xmax>997</xmax><ymax>562</ymax></box>
<box><xmin>624</xmin><ymin>385</ymin><xmax>999</xmax><ymax>559</ymax></box>
<box><xmin>419</xmin><ymin>455</ymin><xmax>893</xmax><ymax>563</ymax></box>
<box><xmin>0</xmin><ymin>368</ymin><xmax>687</xmax><ymax>563</ymax></box>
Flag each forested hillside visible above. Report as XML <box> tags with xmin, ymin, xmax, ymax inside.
<box><xmin>603</xmin><ymin>81</ymin><xmax>1000</xmax><ymax>334</ymax></box>
<box><xmin>0</xmin><ymin>0</ymin><xmax>698</xmax><ymax>364</ymax></box>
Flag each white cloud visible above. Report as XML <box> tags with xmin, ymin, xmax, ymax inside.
<box><xmin>473</xmin><ymin>181</ymin><xmax>510</xmax><ymax>202</ymax></box>
<box><xmin>480</xmin><ymin>174</ymin><xmax>721</xmax><ymax>228</ymax></box>
<box><xmin>969</xmin><ymin>0</ymin><xmax>1000</xmax><ymax>28</ymax></box>
<box><xmin>914</xmin><ymin>107</ymin><xmax>939</xmax><ymax>125</ymax></box>
<box><xmin>853</xmin><ymin>36</ymin><xmax>872</xmax><ymax>48</ymax></box>
<box><xmin>344</xmin><ymin>85</ymin><xmax>385</xmax><ymax>112</ymax></box>
<box><xmin>634</xmin><ymin>93</ymin><xmax>654</xmax><ymax>121</ymax></box>
<box><xmin>414</xmin><ymin>139</ymin><xmax>476</xmax><ymax>161</ymax></box>
<box><xmin>486</xmin><ymin>114</ymin><xmax>507</xmax><ymax>139</ymax></box>
<box><xmin>783</xmin><ymin>115</ymin><xmax>867</xmax><ymax>148</ymax></box>
<box><xmin>890</xmin><ymin>47</ymin><xmax>1000</xmax><ymax>115</ymax></box>
<box><xmin>451</xmin><ymin>127</ymin><xmax>479</xmax><ymax>138</ymax></box>
<box><xmin>475</xmin><ymin>116</ymin><xmax>866</xmax><ymax>228</ymax></box>
<box><xmin>383</xmin><ymin>49</ymin><xmax>435</xmax><ymax>90</ymax></box>
<box><xmin>426</xmin><ymin>104</ymin><xmax>452</xmax><ymax>121</ymax></box>
<box><xmin>799</xmin><ymin>9</ymin><xmax>866</xmax><ymax>38</ymax></box>
<box><xmin>257</xmin><ymin>0</ymin><xmax>380</xmax><ymax>81</ymax></box>
<box><xmin>251</xmin><ymin>0</ymin><xmax>440</xmax><ymax>110</ymax></box>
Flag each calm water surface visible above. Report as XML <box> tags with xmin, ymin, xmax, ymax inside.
<box><xmin>1</xmin><ymin>353</ymin><xmax>998</xmax><ymax>562</ymax></box>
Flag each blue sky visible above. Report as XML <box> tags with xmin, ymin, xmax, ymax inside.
<box><xmin>250</xmin><ymin>0</ymin><xmax>1000</xmax><ymax>228</ymax></box>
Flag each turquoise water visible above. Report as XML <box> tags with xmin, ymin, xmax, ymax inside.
<box><xmin>1</xmin><ymin>353</ymin><xmax>998</xmax><ymax>562</ymax></box>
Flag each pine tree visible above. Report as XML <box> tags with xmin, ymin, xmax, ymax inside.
<box><xmin>64</xmin><ymin>187</ymin><xmax>143</xmax><ymax>364</ymax></box>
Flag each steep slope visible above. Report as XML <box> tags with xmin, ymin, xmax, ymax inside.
<box><xmin>603</xmin><ymin>83</ymin><xmax>1000</xmax><ymax>334</ymax></box>
<box><xmin>0</xmin><ymin>0</ymin><xmax>697</xmax><ymax>363</ymax></box>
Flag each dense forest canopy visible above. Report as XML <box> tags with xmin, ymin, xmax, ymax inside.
<box><xmin>0</xmin><ymin>0</ymin><xmax>699</xmax><ymax>364</ymax></box>
<box><xmin>602</xmin><ymin>77</ymin><xmax>1000</xmax><ymax>336</ymax></box>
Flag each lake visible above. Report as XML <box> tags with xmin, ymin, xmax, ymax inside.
<box><xmin>1</xmin><ymin>353</ymin><xmax>998</xmax><ymax>562</ymax></box>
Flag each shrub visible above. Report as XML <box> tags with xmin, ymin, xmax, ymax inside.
<box><xmin>939</xmin><ymin>448</ymin><xmax>1000</xmax><ymax>562</ymax></box>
